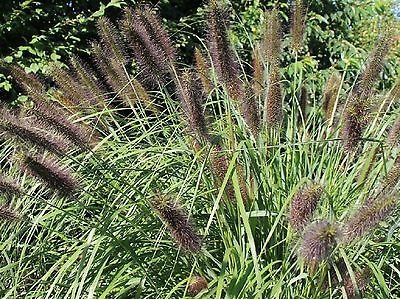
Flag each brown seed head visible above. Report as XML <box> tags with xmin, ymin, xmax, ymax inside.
<box><xmin>188</xmin><ymin>276</ymin><xmax>208</xmax><ymax>296</ymax></box>
<box><xmin>266</xmin><ymin>66</ymin><xmax>283</xmax><ymax>128</ymax></box>
<box><xmin>152</xmin><ymin>194</ymin><xmax>202</xmax><ymax>253</ymax></box>
<box><xmin>341</xmin><ymin>195</ymin><xmax>397</xmax><ymax>243</ymax></box>
<box><xmin>289</xmin><ymin>183</ymin><xmax>323</xmax><ymax>232</ymax></box>
<box><xmin>299</xmin><ymin>220</ymin><xmax>338</xmax><ymax>271</ymax></box>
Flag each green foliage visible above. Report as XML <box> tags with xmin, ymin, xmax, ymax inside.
<box><xmin>0</xmin><ymin>1</ymin><xmax>399</xmax><ymax>299</ymax></box>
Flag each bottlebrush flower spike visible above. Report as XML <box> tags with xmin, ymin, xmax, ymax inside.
<box><xmin>49</xmin><ymin>65</ymin><xmax>92</xmax><ymax>108</ymax></box>
<box><xmin>97</xmin><ymin>17</ymin><xmax>128</xmax><ymax>67</ymax></box>
<box><xmin>70</xmin><ymin>56</ymin><xmax>106</xmax><ymax>108</ymax></box>
<box><xmin>341</xmin><ymin>100</ymin><xmax>369</xmax><ymax>152</ymax></box>
<box><xmin>194</xmin><ymin>48</ymin><xmax>213</xmax><ymax>95</ymax></box>
<box><xmin>240</xmin><ymin>85</ymin><xmax>260</xmax><ymax>136</ymax></box>
<box><xmin>210</xmin><ymin>142</ymin><xmax>234</xmax><ymax>200</ymax></box>
<box><xmin>152</xmin><ymin>194</ymin><xmax>201</xmax><ymax>253</ymax></box>
<box><xmin>350</xmin><ymin>32</ymin><xmax>394</xmax><ymax>102</ymax></box>
<box><xmin>290</xmin><ymin>0</ymin><xmax>306</xmax><ymax>53</ymax></box>
<box><xmin>262</xmin><ymin>8</ymin><xmax>282</xmax><ymax>66</ymax></box>
<box><xmin>322</xmin><ymin>72</ymin><xmax>341</xmax><ymax>121</ymax></box>
<box><xmin>388</xmin><ymin>115</ymin><xmax>400</xmax><ymax>147</ymax></box>
<box><xmin>341</xmin><ymin>195</ymin><xmax>397</xmax><ymax>243</ymax></box>
<box><xmin>252</xmin><ymin>45</ymin><xmax>264</xmax><ymax>97</ymax></box>
<box><xmin>22</xmin><ymin>153</ymin><xmax>79</xmax><ymax>195</ymax></box>
<box><xmin>0</xmin><ymin>109</ymin><xmax>71</xmax><ymax>156</ymax></box>
<box><xmin>381</xmin><ymin>155</ymin><xmax>400</xmax><ymax>192</ymax></box>
<box><xmin>289</xmin><ymin>183</ymin><xmax>323</xmax><ymax>232</ymax></box>
<box><xmin>206</xmin><ymin>1</ymin><xmax>244</xmax><ymax>100</ymax></box>
<box><xmin>342</xmin><ymin>31</ymin><xmax>394</xmax><ymax>151</ymax></box>
<box><xmin>299</xmin><ymin>220</ymin><xmax>338</xmax><ymax>270</ymax></box>
<box><xmin>266</xmin><ymin>66</ymin><xmax>283</xmax><ymax>128</ymax></box>
<box><xmin>342</xmin><ymin>270</ymin><xmax>369</xmax><ymax>299</ymax></box>
<box><xmin>121</xmin><ymin>7</ymin><xmax>176</xmax><ymax>84</ymax></box>
<box><xmin>388</xmin><ymin>77</ymin><xmax>400</xmax><ymax>102</ymax></box>
<box><xmin>7</xmin><ymin>64</ymin><xmax>44</xmax><ymax>93</ymax></box>
<box><xmin>298</xmin><ymin>86</ymin><xmax>308</xmax><ymax>124</ymax></box>
<box><xmin>139</xmin><ymin>7</ymin><xmax>176</xmax><ymax>65</ymax></box>
<box><xmin>187</xmin><ymin>275</ymin><xmax>208</xmax><ymax>296</ymax></box>
<box><xmin>177</xmin><ymin>70</ymin><xmax>209</xmax><ymax>140</ymax></box>
<box><xmin>0</xmin><ymin>175</ymin><xmax>22</xmax><ymax>196</ymax></box>
<box><xmin>32</xmin><ymin>101</ymin><xmax>91</xmax><ymax>149</ymax></box>
<box><xmin>0</xmin><ymin>204</ymin><xmax>20</xmax><ymax>221</ymax></box>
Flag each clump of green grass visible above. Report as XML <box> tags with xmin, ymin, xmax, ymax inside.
<box><xmin>0</xmin><ymin>1</ymin><xmax>399</xmax><ymax>298</ymax></box>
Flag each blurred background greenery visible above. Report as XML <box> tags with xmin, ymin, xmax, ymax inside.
<box><xmin>0</xmin><ymin>0</ymin><xmax>399</xmax><ymax>104</ymax></box>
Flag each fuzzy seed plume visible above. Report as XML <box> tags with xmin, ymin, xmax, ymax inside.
<box><xmin>49</xmin><ymin>65</ymin><xmax>92</xmax><ymax>108</ymax></box>
<box><xmin>177</xmin><ymin>70</ymin><xmax>209</xmax><ymax>140</ymax></box>
<box><xmin>0</xmin><ymin>204</ymin><xmax>20</xmax><ymax>221</ymax></box>
<box><xmin>97</xmin><ymin>17</ymin><xmax>128</xmax><ymax>67</ymax></box>
<box><xmin>240</xmin><ymin>85</ymin><xmax>260</xmax><ymax>136</ymax></box>
<box><xmin>341</xmin><ymin>100</ymin><xmax>370</xmax><ymax>152</ymax></box>
<box><xmin>0</xmin><ymin>175</ymin><xmax>21</xmax><ymax>196</ymax></box>
<box><xmin>32</xmin><ymin>101</ymin><xmax>91</xmax><ymax>149</ymax></box>
<box><xmin>350</xmin><ymin>32</ymin><xmax>394</xmax><ymax>103</ymax></box>
<box><xmin>91</xmin><ymin>42</ymin><xmax>152</xmax><ymax>109</ymax></box>
<box><xmin>188</xmin><ymin>276</ymin><xmax>208</xmax><ymax>296</ymax></box>
<box><xmin>139</xmin><ymin>7</ymin><xmax>176</xmax><ymax>65</ymax></box>
<box><xmin>22</xmin><ymin>153</ymin><xmax>79</xmax><ymax>195</ymax></box>
<box><xmin>299</xmin><ymin>220</ymin><xmax>338</xmax><ymax>270</ymax></box>
<box><xmin>322</xmin><ymin>72</ymin><xmax>341</xmax><ymax>121</ymax></box>
<box><xmin>381</xmin><ymin>155</ymin><xmax>400</xmax><ymax>193</ymax></box>
<box><xmin>290</xmin><ymin>0</ymin><xmax>306</xmax><ymax>53</ymax></box>
<box><xmin>70</xmin><ymin>56</ymin><xmax>106</xmax><ymax>108</ymax></box>
<box><xmin>210</xmin><ymin>143</ymin><xmax>235</xmax><ymax>200</ymax></box>
<box><xmin>252</xmin><ymin>45</ymin><xmax>264</xmax><ymax>97</ymax></box>
<box><xmin>7</xmin><ymin>64</ymin><xmax>44</xmax><ymax>93</ymax></box>
<box><xmin>388</xmin><ymin>77</ymin><xmax>400</xmax><ymax>102</ymax></box>
<box><xmin>194</xmin><ymin>48</ymin><xmax>213</xmax><ymax>95</ymax></box>
<box><xmin>298</xmin><ymin>86</ymin><xmax>308</xmax><ymax>124</ymax></box>
<box><xmin>206</xmin><ymin>1</ymin><xmax>244</xmax><ymax>100</ymax></box>
<box><xmin>121</xmin><ymin>7</ymin><xmax>175</xmax><ymax>84</ymax></box>
<box><xmin>0</xmin><ymin>109</ymin><xmax>70</xmax><ymax>156</ymax></box>
<box><xmin>289</xmin><ymin>183</ymin><xmax>323</xmax><ymax>232</ymax></box>
<box><xmin>152</xmin><ymin>194</ymin><xmax>201</xmax><ymax>253</ymax></box>
<box><xmin>342</xmin><ymin>31</ymin><xmax>393</xmax><ymax>151</ymax></box>
<box><xmin>342</xmin><ymin>270</ymin><xmax>369</xmax><ymax>299</ymax></box>
<box><xmin>341</xmin><ymin>195</ymin><xmax>397</xmax><ymax>243</ymax></box>
<box><xmin>266</xmin><ymin>66</ymin><xmax>283</xmax><ymax>128</ymax></box>
<box><xmin>388</xmin><ymin>115</ymin><xmax>400</xmax><ymax>147</ymax></box>
<box><xmin>262</xmin><ymin>9</ymin><xmax>282</xmax><ymax>66</ymax></box>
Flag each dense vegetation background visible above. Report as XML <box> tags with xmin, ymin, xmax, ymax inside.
<box><xmin>0</xmin><ymin>0</ymin><xmax>399</xmax><ymax>298</ymax></box>
<box><xmin>1</xmin><ymin>0</ymin><xmax>399</xmax><ymax>102</ymax></box>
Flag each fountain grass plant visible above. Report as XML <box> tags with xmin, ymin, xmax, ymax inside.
<box><xmin>0</xmin><ymin>1</ymin><xmax>399</xmax><ymax>298</ymax></box>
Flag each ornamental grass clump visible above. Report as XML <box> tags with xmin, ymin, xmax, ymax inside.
<box><xmin>0</xmin><ymin>1</ymin><xmax>400</xmax><ymax>298</ymax></box>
